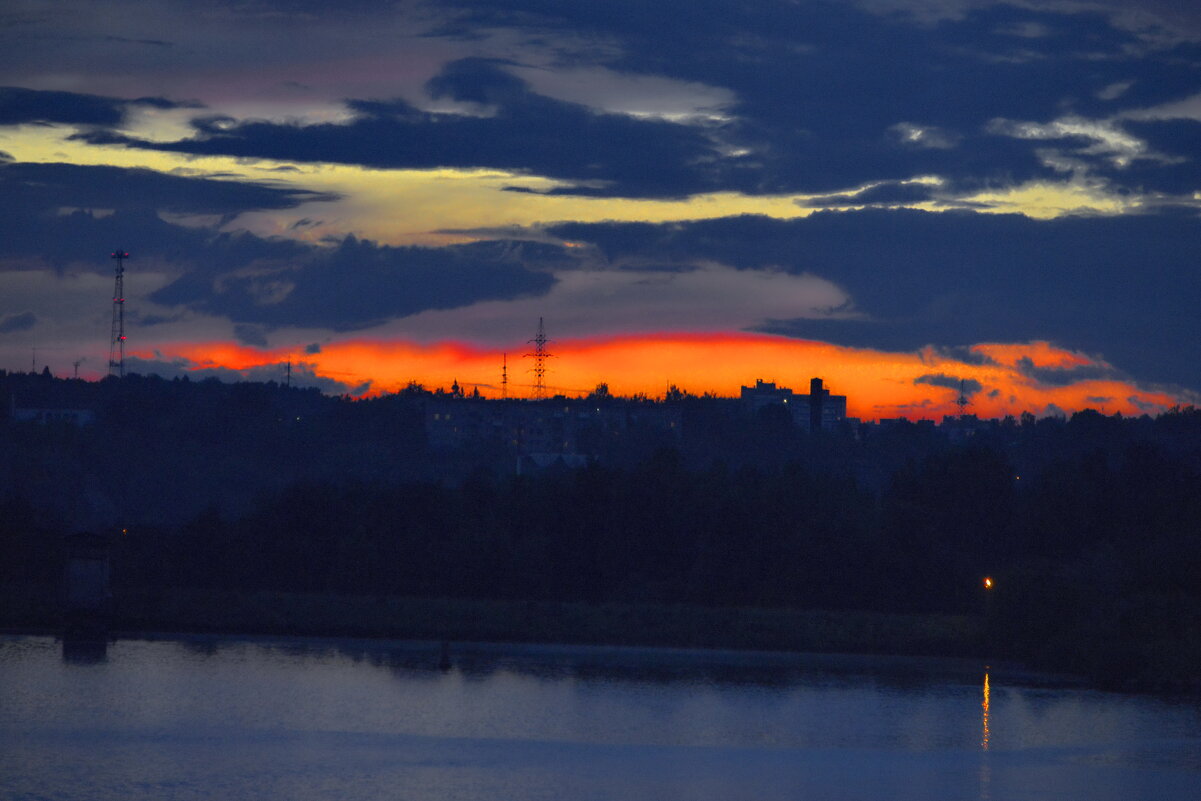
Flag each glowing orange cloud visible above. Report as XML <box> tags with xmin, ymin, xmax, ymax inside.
<box><xmin>139</xmin><ymin>334</ymin><xmax>1183</xmax><ymax>421</ymax></box>
<box><xmin>970</xmin><ymin>341</ymin><xmax>1096</xmax><ymax>370</ymax></box>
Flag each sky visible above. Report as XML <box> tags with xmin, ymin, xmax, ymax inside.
<box><xmin>2</xmin><ymin>0</ymin><xmax>1200</xmax><ymax>420</ymax></box>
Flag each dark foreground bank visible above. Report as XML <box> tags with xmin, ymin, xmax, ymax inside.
<box><xmin>3</xmin><ymin>581</ymin><xmax>982</xmax><ymax>656</ymax></box>
<box><xmin>7</xmin><ymin>581</ymin><xmax>1199</xmax><ymax>692</ymax></box>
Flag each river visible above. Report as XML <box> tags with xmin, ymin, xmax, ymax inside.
<box><xmin>1</xmin><ymin>634</ymin><xmax>1198</xmax><ymax>800</ymax></box>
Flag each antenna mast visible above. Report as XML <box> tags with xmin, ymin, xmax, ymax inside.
<box><xmin>501</xmin><ymin>353</ymin><xmax>508</xmax><ymax>400</ymax></box>
<box><xmin>956</xmin><ymin>379</ymin><xmax>970</xmax><ymax>417</ymax></box>
<box><xmin>525</xmin><ymin>317</ymin><xmax>552</xmax><ymax>400</ymax></box>
<box><xmin>108</xmin><ymin>250</ymin><xmax>129</xmax><ymax>377</ymax></box>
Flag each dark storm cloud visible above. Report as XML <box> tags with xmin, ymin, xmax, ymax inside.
<box><xmin>85</xmin><ymin>59</ymin><xmax>724</xmax><ymax>198</ymax></box>
<box><xmin>0</xmin><ymin>311</ymin><xmax>37</xmax><ymax>333</ymax></box>
<box><xmin>0</xmin><ymin>202</ymin><xmax>308</xmax><ymax>275</ymax></box>
<box><xmin>0</xmin><ymin>173</ymin><xmax>561</xmax><ymax>330</ymax></box>
<box><xmin>0</xmin><ymin>86</ymin><xmax>193</xmax><ymax>127</ymax></box>
<box><xmin>422</xmin><ymin>1</ymin><xmax>1201</xmax><ymax>197</ymax></box>
<box><xmin>54</xmin><ymin>3</ymin><xmax>1201</xmax><ymax>199</ymax></box>
<box><xmin>914</xmin><ymin>373</ymin><xmax>983</xmax><ymax>395</ymax></box>
<box><xmin>0</xmin><ymin>162</ymin><xmax>337</xmax><ymax>273</ymax></box>
<box><xmin>0</xmin><ymin>161</ymin><xmax>338</xmax><ymax>216</ymax></box>
<box><xmin>546</xmin><ymin>209</ymin><xmax>1201</xmax><ymax>391</ymax></box>
<box><xmin>150</xmin><ymin>235</ymin><xmax>558</xmax><ymax>331</ymax></box>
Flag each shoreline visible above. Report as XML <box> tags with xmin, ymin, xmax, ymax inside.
<box><xmin>9</xmin><ymin>583</ymin><xmax>1195</xmax><ymax>694</ymax></box>
<box><xmin>2</xmin><ymin>583</ymin><xmax>985</xmax><ymax>659</ymax></box>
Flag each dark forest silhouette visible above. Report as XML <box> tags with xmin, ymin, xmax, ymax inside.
<box><xmin>2</xmin><ymin>370</ymin><xmax>1199</xmax><ymax>688</ymax></box>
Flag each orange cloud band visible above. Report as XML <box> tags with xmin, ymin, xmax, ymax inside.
<box><xmin>139</xmin><ymin>333</ymin><xmax>1182</xmax><ymax>421</ymax></box>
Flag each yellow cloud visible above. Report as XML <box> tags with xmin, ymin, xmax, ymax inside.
<box><xmin>958</xmin><ymin>180</ymin><xmax>1131</xmax><ymax>218</ymax></box>
<box><xmin>0</xmin><ymin>122</ymin><xmax>1146</xmax><ymax>246</ymax></box>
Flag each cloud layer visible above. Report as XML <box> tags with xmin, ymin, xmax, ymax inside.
<box><xmin>2</xmin><ymin>0</ymin><xmax>1200</xmax><ymax>408</ymax></box>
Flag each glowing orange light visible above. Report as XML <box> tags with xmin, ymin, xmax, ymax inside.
<box><xmin>983</xmin><ymin>577</ymin><xmax>993</xmax><ymax>590</ymax></box>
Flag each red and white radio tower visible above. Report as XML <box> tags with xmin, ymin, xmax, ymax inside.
<box><xmin>108</xmin><ymin>250</ymin><xmax>129</xmax><ymax>377</ymax></box>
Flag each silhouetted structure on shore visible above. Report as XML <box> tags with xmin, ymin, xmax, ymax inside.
<box><xmin>740</xmin><ymin>377</ymin><xmax>848</xmax><ymax>431</ymax></box>
<box><xmin>63</xmin><ymin>531</ymin><xmax>111</xmax><ymax>638</ymax></box>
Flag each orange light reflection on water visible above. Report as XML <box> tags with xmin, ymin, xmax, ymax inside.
<box><xmin>982</xmin><ymin>671</ymin><xmax>991</xmax><ymax>751</ymax></box>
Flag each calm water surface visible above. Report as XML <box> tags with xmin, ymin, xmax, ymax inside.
<box><xmin>1</xmin><ymin>634</ymin><xmax>1198</xmax><ymax>800</ymax></box>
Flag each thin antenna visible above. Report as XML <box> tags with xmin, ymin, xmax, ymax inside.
<box><xmin>525</xmin><ymin>317</ymin><xmax>553</xmax><ymax>400</ymax></box>
<box><xmin>956</xmin><ymin>379</ymin><xmax>970</xmax><ymax>417</ymax></box>
<box><xmin>73</xmin><ymin>358</ymin><xmax>83</xmax><ymax>379</ymax></box>
<box><xmin>108</xmin><ymin>249</ymin><xmax>129</xmax><ymax>377</ymax></box>
<box><xmin>30</xmin><ymin>347</ymin><xmax>35</xmax><ymax>374</ymax></box>
<box><xmin>285</xmin><ymin>359</ymin><xmax>292</xmax><ymax>388</ymax></box>
<box><xmin>501</xmin><ymin>353</ymin><xmax>508</xmax><ymax>400</ymax></box>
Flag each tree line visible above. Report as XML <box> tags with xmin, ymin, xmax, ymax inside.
<box><xmin>2</xmin><ymin>371</ymin><xmax>1200</xmax><ymax>686</ymax></box>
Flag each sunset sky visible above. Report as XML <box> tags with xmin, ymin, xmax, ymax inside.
<box><xmin>3</xmin><ymin>0</ymin><xmax>1200</xmax><ymax>419</ymax></box>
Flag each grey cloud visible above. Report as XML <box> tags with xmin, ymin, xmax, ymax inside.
<box><xmin>0</xmin><ymin>86</ymin><xmax>195</xmax><ymax>127</ymax></box>
<box><xmin>424</xmin><ymin>1</ymin><xmax>1191</xmax><ymax>197</ymax></box>
<box><xmin>923</xmin><ymin>345</ymin><xmax>999</xmax><ymax>367</ymax></box>
<box><xmin>1015</xmin><ymin>356</ymin><xmax>1119</xmax><ymax>387</ymax></box>
<box><xmin>914</xmin><ymin>373</ymin><xmax>983</xmax><ymax>395</ymax></box>
<box><xmin>546</xmin><ymin>209</ymin><xmax>1201</xmax><ymax>392</ymax></box>
<box><xmin>0</xmin><ymin>311</ymin><xmax>37</xmax><ymax>333</ymax></box>
<box><xmin>11</xmin><ymin>3</ymin><xmax>1201</xmax><ymax>201</ymax></box>
<box><xmin>234</xmin><ymin>324</ymin><xmax>271</xmax><ymax>347</ymax></box>
<box><xmin>0</xmin><ymin>182</ymin><xmax>561</xmax><ymax>331</ymax></box>
<box><xmin>1127</xmin><ymin>395</ymin><xmax>1163</xmax><ymax>413</ymax></box>
<box><xmin>0</xmin><ymin>161</ymin><xmax>339</xmax><ymax>217</ymax></box>
<box><xmin>74</xmin><ymin>59</ymin><xmax>727</xmax><ymax>199</ymax></box>
<box><xmin>151</xmin><ymin>234</ymin><xmax>558</xmax><ymax>330</ymax></box>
